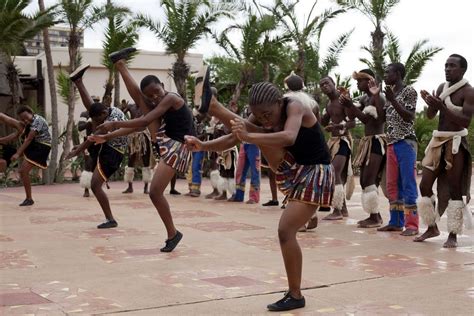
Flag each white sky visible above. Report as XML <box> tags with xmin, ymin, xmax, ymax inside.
<box><xmin>26</xmin><ymin>0</ymin><xmax>474</xmax><ymax>111</ymax></box>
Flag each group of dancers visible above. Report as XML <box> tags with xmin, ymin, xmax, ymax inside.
<box><xmin>0</xmin><ymin>48</ymin><xmax>472</xmax><ymax>311</ymax></box>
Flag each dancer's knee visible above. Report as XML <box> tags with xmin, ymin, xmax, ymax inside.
<box><xmin>278</xmin><ymin>226</ymin><xmax>295</xmax><ymax>245</ymax></box>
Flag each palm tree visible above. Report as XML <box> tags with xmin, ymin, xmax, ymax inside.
<box><xmin>136</xmin><ymin>0</ymin><xmax>235</xmax><ymax>99</ymax></box>
<box><xmin>214</xmin><ymin>12</ymin><xmax>285</xmax><ymax>104</ymax></box>
<box><xmin>0</xmin><ymin>0</ymin><xmax>55</xmax><ymax>108</ymax></box>
<box><xmin>55</xmin><ymin>0</ymin><xmax>118</xmax><ymax>181</ymax></box>
<box><xmin>101</xmin><ymin>0</ymin><xmax>137</xmax><ymax>107</ymax></box>
<box><xmin>38</xmin><ymin>0</ymin><xmax>59</xmax><ymax>184</ymax></box>
<box><xmin>335</xmin><ymin>0</ymin><xmax>400</xmax><ymax>80</ymax></box>
<box><xmin>265</xmin><ymin>0</ymin><xmax>345</xmax><ymax>80</ymax></box>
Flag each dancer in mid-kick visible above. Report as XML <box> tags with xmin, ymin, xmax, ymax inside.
<box><xmin>89</xmin><ymin>48</ymin><xmax>195</xmax><ymax>252</ymax></box>
<box><xmin>186</xmin><ymin>73</ymin><xmax>334</xmax><ymax>312</ymax></box>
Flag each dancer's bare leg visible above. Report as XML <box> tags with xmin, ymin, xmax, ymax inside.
<box><xmin>19</xmin><ymin>160</ymin><xmax>34</xmax><ymax>200</ymax></box>
<box><xmin>73</xmin><ymin>79</ymin><xmax>94</xmax><ymax>111</ymax></box>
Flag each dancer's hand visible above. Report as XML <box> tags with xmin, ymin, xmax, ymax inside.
<box><xmin>11</xmin><ymin>153</ymin><xmax>19</xmax><ymax>162</ymax></box>
<box><xmin>230</xmin><ymin>119</ymin><xmax>248</xmax><ymax>141</ymax></box>
<box><xmin>338</xmin><ymin>93</ymin><xmax>352</xmax><ymax>108</ymax></box>
<box><xmin>368</xmin><ymin>79</ymin><xmax>381</xmax><ymax>95</ymax></box>
<box><xmin>421</xmin><ymin>90</ymin><xmax>443</xmax><ymax>110</ymax></box>
<box><xmin>88</xmin><ymin>134</ymin><xmax>107</xmax><ymax>144</ymax></box>
<box><xmin>97</xmin><ymin>121</ymin><xmax>115</xmax><ymax>132</ymax></box>
<box><xmin>184</xmin><ymin>135</ymin><xmax>204</xmax><ymax>151</ymax></box>
<box><xmin>384</xmin><ymin>85</ymin><xmax>395</xmax><ymax>101</ymax></box>
<box><xmin>65</xmin><ymin>147</ymin><xmax>79</xmax><ymax>160</ymax></box>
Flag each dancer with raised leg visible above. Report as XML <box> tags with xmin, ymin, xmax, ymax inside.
<box><xmin>90</xmin><ymin>48</ymin><xmax>195</xmax><ymax>252</ymax></box>
<box><xmin>415</xmin><ymin>54</ymin><xmax>473</xmax><ymax>247</ymax></box>
<box><xmin>187</xmin><ymin>71</ymin><xmax>334</xmax><ymax>311</ymax></box>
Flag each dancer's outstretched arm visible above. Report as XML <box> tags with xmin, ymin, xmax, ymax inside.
<box><xmin>11</xmin><ymin>130</ymin><xmax>35</xmax><ymax>161</ymax></box>
<box><xmin>88</xmin><ymin>127</ymin><xmax>142</xmax><ymax>144</ymax></box>
<box><xmin>185</xmin><ymin>133</ymin><xmax>239</xmax><ymax>152</ymax></box>
<box><xmin>0</xmin><ymin>113</ymin><xmax>24</xmax><ymax>143</ymax></box>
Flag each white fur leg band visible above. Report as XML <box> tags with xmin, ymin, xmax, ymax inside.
<box><xmin>80</xmin><ymin>171</ymin><xmax>93</xmax><ymax>189</ymax></box>
<box><xmin>124</xmin><ymin>167</ymin><xmax>135</xmax><ymax>183</ymax></box>
<box><xmin>227</xmin><ymin>178</ymin><xmax>236</xmax><ymax>196</ymax></box>
<box><xmin>142</xmin><ymin>167</ymin><xmax>152</xmax><ymax>183</ymax></box>
<box><xmin>446</xmin><ymin>199</ymin><xmax>464</xmax><ymax>235</ymax></box>
<box><xmin>332</xmin><ymin>184</ymin><xmax>345</xmax><ymax>210</ymax></box>
<box><xmin>210</xmin><ymin>170</ymin><xmax>220</xmax><ymax>190</ymax></box>
<box><xmin>417</xmin><ymin>195</ymin><xmax>438</xmax><ymax>226</ymax></box>
<box><xmin>361</xmin><ymin>185</ymin><xmax>379</xmax><ymax>214</ymax></box>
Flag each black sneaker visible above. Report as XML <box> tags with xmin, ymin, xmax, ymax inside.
<box><xmin>262</xmin><ymin>200</ymin><xmax>279</xmax><ymax>206</ymax></box>
<box><xmin>109</xmin><ymin>47</ymin><xmax>137</xmax><ymax>64</ymax></box>
<box><xmin>194</xmin><ymin>66</ymin><xmax>212</xmax><ymax>114</ymax></box>
<box><xmin>69</xmin><ymin>64</ymin><xmax>90</xmax><ymax>82</ymax></box>
<box><xmin>160</xmin><ymin>230</ymin><xmax>183</xmax><ymax>252</ymax></box>
<box><xmin>169</xmin><ymin>189</ymin><xmax>181</xmax><ymax>195</ymax></box>
<box><xmin>97</xmin><ymin>219</ymin><xmax>118</xmax><ymax>229</ymax></box>
<box><xmin>19</xmin><ymin>199</ymin><xmax>34</xmax><ymax>206</ymax></box>
<box><xmin>267</xmin><ymin>291</ymin><xmax>305</xmax><ymax>312</ymax></box>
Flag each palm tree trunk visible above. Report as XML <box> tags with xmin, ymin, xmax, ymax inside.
<box><xmin>263</xmin><ymin>62</ymin><xmax>270</xmax><ymax>82</ymax></box>
<box><xmin>57</xmin><ymin>30</ymin><xmax>79</xmax><ymax>182</ymax></box>
<box><xmin>231</xmin><ymin>72</ymin><xmax>248</xmax><ymax>105</ymax></box>
<box><xmin>39</xmin><ymin>0</ymin><xmax>58</xmax><ymax>184</ymax></box>
<box><xmin>113</xmin><ymin>70</ymin><xmax>120</xmax><ymax>107</ymax></box>
<box><xmin>371</xmin><ymin>24</ymin><xmax>385</xmax><ymax>81</ymax></box>
<box><xmin>295</xmin><ymin>47</ymin><xmax>305</xmax><ymax>78</ymax></box>
<box><xmin>103</xmin><ymin>70</ymin><xmax>114</xmax><ymax>102</ymax></box>
<box><xmin>172</xmin><ymin>58</ymin><xmax>190</xmax><ymax>99</ymax></box>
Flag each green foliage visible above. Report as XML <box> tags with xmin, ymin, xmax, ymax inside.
<box><xmin>0</xmin><ymin>0</ymin><xmax>56</xmax><ymax>57</ymax></box>
<box><xmin>414</xmin><ymin>108</ymin><xmax>438</xmax><ymax>159</ymax></box>
<box><xmin>335</xmin><ymin>0</ymin><xmax>400</xmax><ymax>28</ymax></box>
<box><xmin>56</xmin><ymin>64</ymin><xmax>75</xmax><ymax>104</ymax></box>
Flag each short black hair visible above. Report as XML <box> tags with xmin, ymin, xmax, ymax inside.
<box><xmin>89</xmin><ymin>102</ymin><xmax>108</xmax><ymax>118</ymax></box>
<box><xmin>449</xmin><ymin>54</ymin><xmax>468</xmax><ymax>70</ymax></box>
<box><xmin>248</xmin><ymin>82</ymin><xmax>282</xmax><ymax>107</ymax></box>
<box><xmin>360</xmin><ymin>68</ymin><xmax>375</xmax><ymax>78</ymax></box>
<box><xmin>320</xmin><ymin>76</ymin><xmax>335</xmax><ymax>85</ymax></box>
<box><xmin>140</xmin><ymin>75</ymin><xmax>161</xmax><ymax>91</ymax></box>
<box><xmin>388</xmin><ymin>62</ymin><xmax>406</xmax><ymax>79</ymax></box>
<box><xmin>17</xmin><ymin>105</ymin><xmax>34</xmax><ymax>115</ymax></box>
<box><xmin>285</xmin><ymin>74</ymin><xmax>304</xmax><ymax>91</ymax></box>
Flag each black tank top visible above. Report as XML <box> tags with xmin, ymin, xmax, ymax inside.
<box><xmin>283</xmin><ymin>98</ymin><xmax>331</xmax><ymax>165</ymax></box>
<box><xmin>163</xmin><ymin>93</ymin><xmax>196</xmax><ymax>142</ymax></box>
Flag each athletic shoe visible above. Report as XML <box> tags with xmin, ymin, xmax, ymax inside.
<box><xmin>109</xmin><ymin>47</ymin><xmax>137</xmax><ymax>64</ymax></box>
<box><xmin>19</xmin><ymin>199</ymin><xmax>34</xmax><ymax>206</ymax></box>
<box><xmin>160</xmin><ymin>230</ymin><xmax>183</xmax><ymax>252</ymax></box>
<box><xmin>267</xmin><ymin>291</ymin><xmax>305</xmax><ymax>311</ymax></box>
<box><xmin>69</xmin><ymin>64</ymin><xmax>90</xmax><ymax>82</ymax></box>
<box><xmin>194</xmin><ymin>66</ymin><xmax>212</xmax><ymax>113</ymax></box>
<box><xmin>97</xmin><ymin>219</ymin><xmax>118</xmax><ymax>229</ymax></box>
<box><xmin>262</xmin><ymin>200</ymin><xmax>279</xmax><ymax>206</ymax></box>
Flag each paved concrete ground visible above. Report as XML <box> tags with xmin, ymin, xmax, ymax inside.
<box><xmin>0</xmin><ymin>176</ymin><xmax>473</xmax><ymax>315</ymax></box>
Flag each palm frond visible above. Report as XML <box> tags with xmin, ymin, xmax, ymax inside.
<box><xmin>320</xmin><ymin>29</ymin><xmax>354</xmax><ymax>76</ymax></box>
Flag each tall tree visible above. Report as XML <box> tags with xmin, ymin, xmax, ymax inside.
<box><xmin>55</xmin><ymin>0</ymin><xmax>112</xmax><ymax>181</ymax></box>
<box><xmin>214</xmin><ymin>11</ymin><xmax>287</xmax><ymax>105</ymax></box>
<box><xmin>266</xmin><ymin>0</ymin><xmax>345</xmax><ymax>80</ymax></box>
<box><xmin>335</xmin><ymin>0</ymin><xmax>401</xmax><ymax>80</ymax></box>
<box><xmin>136</xmin><ymin>0</ymin><xmax>235</xmax><ymax>99</ymax></box>
<box><xmin>38</xmin><ymin>0</ymin><xmax>59</xmax><ymax>184</ymax></box>
<box><xmin>101</xmin><ymin>0</ymin><xmax>137</xmax><ymax>107</ymax></box>
<box><xmin>0</xmin><ymin>0</ymin><xmax>55</xmax><ymax>109</ymax></box>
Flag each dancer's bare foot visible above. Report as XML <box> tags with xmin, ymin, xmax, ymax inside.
<box><xmin>214</xmin><ymin>193</ymin><xmax>227</xmax><ymax>200</ymax></box>
<box><xmin>306</xmin><ymin>216</ymin><xmax>318</xmax><ymax>230</ymax></box>
<box><xmin>205</xmin><ymin>190</ymin><xmax>219</xmax><ymax>199</ymax></box>
<box><xmin>443</xmin><ymin>233</ymin><xmax>458</xmax><ymax>248</ymax></box>
<box><xmin>358</xmin><ymin>213</ymin><xmax>383</xmax><ymax>228</ymax></box>
<box><xmin>401</xmin><ymin>228</ymin><xmax>418</xmax><ymax>236</ymax></box>
<box><xmin>83</xmin><ymin>189</ymin><xmax>90</xmax><ymax>197</ymax></box>
<box><xmin>323</xmin><ymin>209</ymin><xmax>343</xmax><ymax>220</ymax></box>
<box><xmin>377</xmin><ymin>224</ymin><xmax>403</xmax><ymax>232</ymax></box>
<box><xmin>341</xmin><ymin>202</ymin><xmax>349</xmax><ymax>217</ymax></box>
<box><xmin>414</xmin><ymin>225</ymin><xmax>440</xmax><ymax>242</ymax></box>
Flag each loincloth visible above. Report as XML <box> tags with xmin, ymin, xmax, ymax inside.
<box><xmin>353</xmin><ymin>134</ymin><xmax>387</xmax><ymax>167</ymax></box>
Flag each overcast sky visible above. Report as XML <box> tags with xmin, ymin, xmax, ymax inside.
<box><xmin>26</xmin><ymin>0</ymin><xmax>474</xmax><ymax>111</ymax></box>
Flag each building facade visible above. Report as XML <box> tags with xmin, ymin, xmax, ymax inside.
<box><xmin>24</xmin><ymin>26</ymin><xmax>84</xmax><ymax>56</ymax></box>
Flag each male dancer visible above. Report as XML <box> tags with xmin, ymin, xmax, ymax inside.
<box><xmin>90</xmin><ymin>48</ymin><xmax>195</xmax><ymax>252</ymax></box>
<box><xmin>415</xmin><ymin>54</ymin><xmax>473</xmax><ymax>247</ymax></box>
<box><xmin>376</xmin><ymin>63</ymin><xmax>419</xmax><ymax>236</ymax></box>
<box><xmin>340</xmin><ymin>69</ymin><xmax>386</xmax><ymax>227</ymax></box>
<box><xmin>120</xmin><ymin>101</ymin><xmax>153</xmax><ymax>194</ymax></box>
<box><xmin>78</xmin><ymin>110</ymin><xmax>94</xmax><ymax>197</ymax></box>
<box><xmin>319</xmin><ymin>76</ymin><xmax>355</xmax><ymax>220</ymax></box>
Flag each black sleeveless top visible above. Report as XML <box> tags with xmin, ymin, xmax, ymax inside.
<box><xmin>283</xmin><ymin>98</ymin><xmax>331</xmax><ymax>165</ymax></box>
<box><xmin>162</xmin><ymin>93</ymin><xmax>196</xmax><ymax>142</ymax></box>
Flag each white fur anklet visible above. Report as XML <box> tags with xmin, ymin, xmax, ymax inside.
<box><xmin>361</xmin><ymin>184</ymin><xmax>379</xmax><ymax>214</ymax></box>
<box><xmin>417</xmin><ymin>195</ymin><xmax>438</xmax><ymax>226</ymax></box>
<box><xmin>446</xmin><ymin>199</ymin><xmax>464</xmax><ymax>235</ymax></box>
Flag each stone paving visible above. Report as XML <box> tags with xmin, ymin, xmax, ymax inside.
<box><xmin>0</xmin><ymin>176</ymin><xmax>472</xmax><ymax>315</ymax></box>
